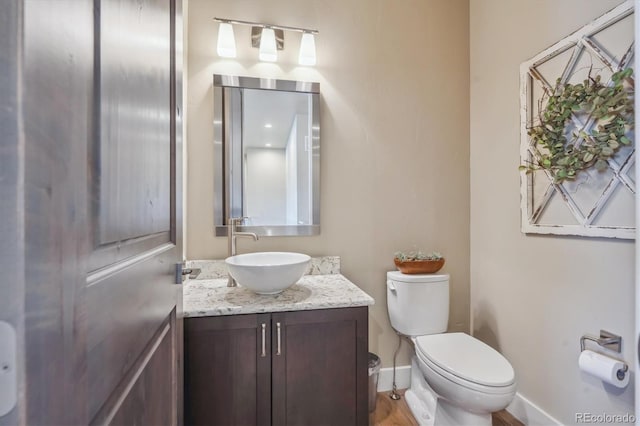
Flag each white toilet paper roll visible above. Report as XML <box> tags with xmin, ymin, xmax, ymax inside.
<box><xmin>578</xmin><ymin>350</ymin><xmax>629</xmax><ymax>388</ymax></box>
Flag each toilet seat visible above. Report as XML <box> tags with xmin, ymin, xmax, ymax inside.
<box><xmin>415</xmin><ymin>333</ymin><xmax>515</xmax><ymax>394</ymax></box>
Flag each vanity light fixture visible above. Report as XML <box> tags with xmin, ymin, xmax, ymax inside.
<box><xmin>216</xmin><ymin>21</ymin><xmax>237</xmax><ymax>58</ymax></box>
<box><xmin>259</xmin><ymin>27</ymin><xmax>278</xmax><ymax>62</ymax></box>
<box><xmin>298</xmin><ymin>32</ymin><xmax>316</xmax><ymax>66</ymax></box>
<box><xmin>213</xmin><ymin>17</ymin><xmax>318</xmax><ymax>65</ymax></box>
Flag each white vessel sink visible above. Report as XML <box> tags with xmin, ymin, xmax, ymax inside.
<box><xmin>225</xmin><ymin>252</ymin><xmax>311</xmax><ymax>295</ymax></box>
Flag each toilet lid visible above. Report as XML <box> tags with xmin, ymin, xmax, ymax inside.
<box><xmin>387</xmin><ymin>270</ymin><xmax>449</xmax><ymax>283</ymax></box>
<box><xmin>415</xmin><ymin>333</ymin><xmax>515</xmax><ymax>387</ymax></box>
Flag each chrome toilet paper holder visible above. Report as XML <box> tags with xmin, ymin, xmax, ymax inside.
<box><xmin>580</xmin><ymin>330</ymin><xmax>628</xmax><ymax>382</ymax></box>
<box><xmin>580</xmin><ymin>330</ymin><xmax>622</xmax><ymax>353</ymax></box>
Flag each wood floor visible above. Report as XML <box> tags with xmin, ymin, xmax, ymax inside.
<box><xmin>370</xmin><ymin>390</ymin><xmax>524</xmax><ymax>426</ymax></box>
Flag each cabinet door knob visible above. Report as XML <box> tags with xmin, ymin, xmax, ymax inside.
<box><xmin>276</xmin><ymin>322</ymin><xmax>282</xmax><ymax>356</ymax></box>
<box><xmin>261</xmin><ymin>323</ymin><xmax>266</xmax><ymax>357</ymax></box>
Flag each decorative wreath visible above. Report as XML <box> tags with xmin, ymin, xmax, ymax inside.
<box><xmin>521</xmin><ymin>67</ymin><xmax>634</xmax><ymax>183</ymax></box>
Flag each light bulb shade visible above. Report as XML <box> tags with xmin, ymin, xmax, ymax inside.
<box><xmin>259</xmin><ymin>27</ymin><xmax>278</xmax><ymax>62</ymax></box>
<box><xmin>298</xmin><ymin>32</ymin><xmax>316</xmax><ymax>66</ymax></box>
<box><xmin>217</xmin><ymin>22</ymin><xmax>236</xmax><ymax>58</ymax></box>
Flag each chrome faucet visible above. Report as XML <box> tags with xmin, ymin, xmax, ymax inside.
<box><xmin>227</xmin><ymin>216</ymin><xmax>259</xmax><ymax>287</ymax></box>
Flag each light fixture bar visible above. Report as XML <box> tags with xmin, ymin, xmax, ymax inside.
<box><xmin>251</xmin><ymin>27</ymin><xmax>284</xmax><ymax>50</ymax></box>
<box><xmin>214</xmin><ymin>17</ymin><xmax>319</xmax><ymax>35</ymax></box>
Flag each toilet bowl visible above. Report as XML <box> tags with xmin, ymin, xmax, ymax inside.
<box><xmin>413</xmin><ymin>333</ymin><xmax>516</xmax><ymax>425</ymax></box>
<box><xmin>386</xmin><ymin>271</ymin><xmax>516</xmax><ymax>426</ymax></box>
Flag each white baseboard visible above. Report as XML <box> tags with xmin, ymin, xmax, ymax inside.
<box><xmin>507</xmin><ymin>392</ymin><xmax>562</xmax><ymax>426</ymax></box>
<box><xmin>376</xmin><ymin>365</ymin><xmax>412</xmax><ymax>392</ymax></box>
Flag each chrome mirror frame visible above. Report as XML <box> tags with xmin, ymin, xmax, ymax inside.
<box><xmin>213</xmin><ymin>74</ymin><xmax>321</xmax><ymax>237</ymax></box>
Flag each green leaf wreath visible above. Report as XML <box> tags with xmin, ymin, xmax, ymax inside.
<box><xmin>521</xmin><ymin>67</ymin><xmax>634</xmax><ymax>183</ymax></box>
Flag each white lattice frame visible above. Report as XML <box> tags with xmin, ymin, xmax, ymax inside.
<box><xmin>519</xmin><ymin>0</ymin><xmax>635</xmax><ymax>239</ymax></box>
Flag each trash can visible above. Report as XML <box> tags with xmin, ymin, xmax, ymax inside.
<box><xmin>368</xmin><ymin>352</ymin><xmax>381</xmax><ymax>413</ymax></box>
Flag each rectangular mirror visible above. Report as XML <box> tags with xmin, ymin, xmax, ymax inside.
<box><xmin>213</xmin><ymin>75</ymin><xmax>320</xmax><ymax>236</ymax></box>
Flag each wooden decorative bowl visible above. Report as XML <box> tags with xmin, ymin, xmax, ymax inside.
<box><xmin>394</xmin><ymin>258</ymin><xmax>445</xmax><ymax>274</ymax></box>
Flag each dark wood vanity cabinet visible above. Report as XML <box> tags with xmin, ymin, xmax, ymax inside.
<box><xmin>185</xmin><ymin>313</ymin><xmax>272</xmax><ymax>426</ymax></box>
<box><xmin>185</xmin><ymin>306</ymin><xmax>368</xmax><ymax>426</ymax></box>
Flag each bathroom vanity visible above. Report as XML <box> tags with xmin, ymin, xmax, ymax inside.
<box><xmin>183</xmin><ymin>258</ymin><xmax>374</xmax><ymax>426</ymax></box>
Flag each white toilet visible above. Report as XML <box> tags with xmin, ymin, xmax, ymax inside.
<box><xmin>386</xmin><ymin>271</ymin><xmax>516</xmax><ymax>426</ymax></box>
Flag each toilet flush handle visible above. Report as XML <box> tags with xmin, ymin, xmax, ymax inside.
<box><xmin>387</xmin><ymin>280</ymin><xmax>397</xmax><ymax>293</ymax></box>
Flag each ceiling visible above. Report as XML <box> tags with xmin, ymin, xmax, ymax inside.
<box><xmin>243</xmin><ymin>88</ymin><xmax>310</xmax><ymax>149</ymax></box>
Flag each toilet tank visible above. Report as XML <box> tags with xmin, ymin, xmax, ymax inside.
<box><xmin>386</xmin><ymin>271</ymin><xmax>449</xmax><ymax>337</ymax></box>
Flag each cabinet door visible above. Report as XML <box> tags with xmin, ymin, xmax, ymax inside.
<box><xmin>272</xmin><ymin>307</ymin><xmax>368</xmax><ymax>426</ymax></box>
<box><xmin>185</xmin><ymin>314</ymin><xmax>271</xmax><ymax>426</ymax></box>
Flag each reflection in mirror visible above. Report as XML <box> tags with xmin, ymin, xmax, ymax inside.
<box><xmin>213</xmin><ymin>75</ymin><xmax>320</xmax><ymax>236</ymax></box>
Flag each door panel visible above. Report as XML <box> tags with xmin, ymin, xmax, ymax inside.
<box><xmin>87</xmin><ymin>0</ymin><xmax>182</xmax><ymax>422</ymax></box>
<box><xmin>91</xmin><ymin>0</ymin><xmax>173</xmax><ymax>271</ymax></box>
<box><xmin>98</xmin><ymin>312</ymin><xmax>176</xmax><ymax>425</ymax></box>
<box><xmin>96</xmin><ymin>0</ymin><xmax>172</xmax><ymax>247</ymax></box>
<box><xmin>87</xmin><ymin>248</ymin><xmax>178</xmax><ymax>420</ymax></box>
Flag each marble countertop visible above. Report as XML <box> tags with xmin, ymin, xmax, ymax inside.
<box><xmin>183</xmin><ymin>273</ymin><xmax>375</xmax><ymax>318</ymax></box>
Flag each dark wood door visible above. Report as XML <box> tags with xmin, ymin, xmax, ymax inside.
<box><xmin>0</xmin><ymin>0</ymin><xmax>183</xmax><ymax>424</ymax></box>
<box><xmin>88</xmin><ymin>0</ymin><xmax>183</xmax><ymax>423</ymax></box>
<box><xmin>185</xmin><ymin>314</ymin><xmax>272</xmax><ymax>426</ymax></box>
<box><xmin>272</xmin><ymin>307</ymin><xmax>369</xmax><ymax>426</ymax></box>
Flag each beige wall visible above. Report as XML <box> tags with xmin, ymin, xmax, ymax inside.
<box><xmin>470</xmin><ymin>1</ymin><xmax>634</xmax><ymax>424</ymax></box>
<box><xmin>186</xmin><ymin>0</ymin><xmax>470</xmax><ymax>366</ymax></box>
